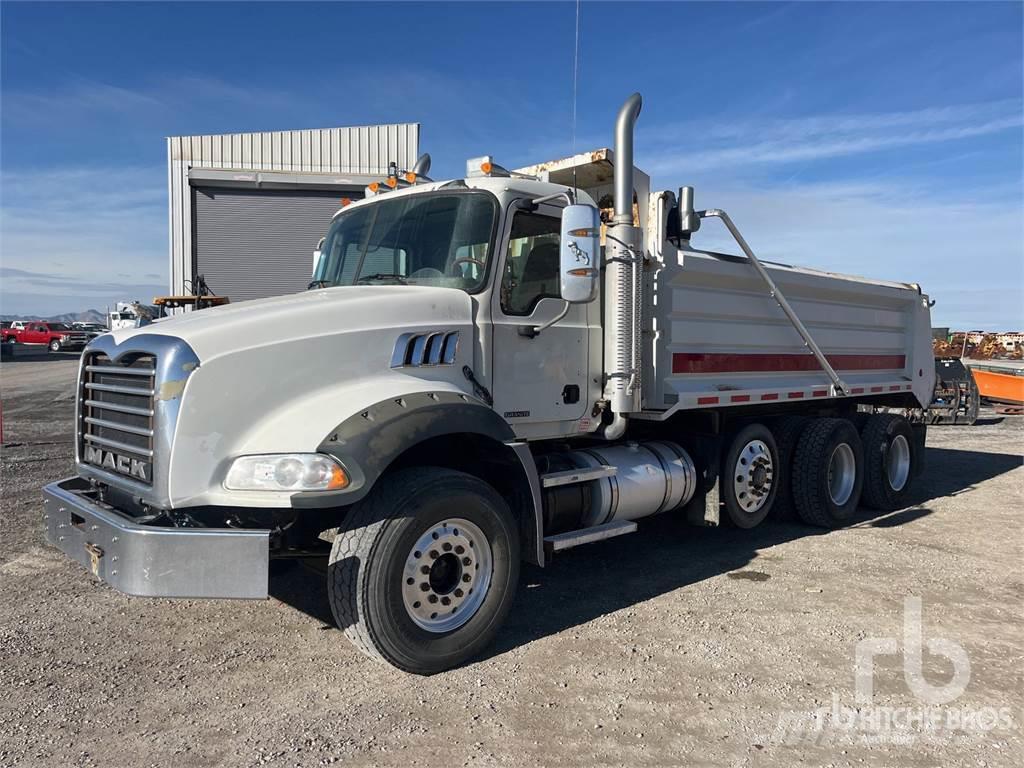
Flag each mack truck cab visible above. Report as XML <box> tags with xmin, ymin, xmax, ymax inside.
<box><xmin>43</xmin><ymin>94</ymin><xmax>935</xmax><ymax>673</ymax></box>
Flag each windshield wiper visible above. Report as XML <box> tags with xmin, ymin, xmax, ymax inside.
<box><xmin>307</xmin><ymin>279</ymin><xmax>331</xmax><ymax>290</ymax></box>
<box><xmin>356</xmin><ymin>273</ymin><xmax>407</xmax><ymax>284</ymax></box>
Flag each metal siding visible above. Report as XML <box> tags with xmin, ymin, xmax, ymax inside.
<box><xmin>192</xmin><ymin>187</ymin><xmax>355</xmax><ymax>303</ymax></box>
<box><xmin>168</xmin><ymin>123</ymin><xmax>418</xmax><ymax>297</ymax></box>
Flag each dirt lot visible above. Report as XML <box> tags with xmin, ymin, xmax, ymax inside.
<box><xmin>1</xmin><ymin>350</ymin><xmax>1022</xmax><ymax>768</ymax></box>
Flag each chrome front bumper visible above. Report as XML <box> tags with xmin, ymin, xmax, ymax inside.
<box><xmin>43</xmin><ymin>477</ymin><xmax>269</xmax><ymax>599</ymax></box>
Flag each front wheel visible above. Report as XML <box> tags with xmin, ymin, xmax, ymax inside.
<box><xmin>327</xmin><ymin>467</ymin><xmax>520</xmax><ymax>674</ymax></box>
<box><xmin>48</xmin><ymin>339</ymin><xmax>61</xmax><ymax>352</ymax></box>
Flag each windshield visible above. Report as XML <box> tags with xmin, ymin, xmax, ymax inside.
<box><xmin>311</xmin><ymin>191</ymin><xmax>497</xmax><ymax>291</ymax></box>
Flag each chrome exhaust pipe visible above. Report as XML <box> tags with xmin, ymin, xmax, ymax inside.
<box><xmin>411</xmin><ymin>153</ymin><xmax>432</xmax><ymax>177</ymax></box>
<box><xmin>613</xmin><ymin>93</ymin><xmax>642</xmax><ymax>225</ymax></box>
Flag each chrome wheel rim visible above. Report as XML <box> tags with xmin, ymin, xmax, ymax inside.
<box><xmin>827</xmin><ymin>443</ymin><xmax>857</xmax><ymax>506</ymax></box>
<box><xmin>732</xmin><ymin>439</ymin><xmax>774</xmax><ymax>513</ymax></box>
<box><xmin>401</xmin><ymin>518</ymin><xmax>492</xmax><ymax>634</ymax></box>
<box><xmin>887</xmin><ymin>434</ymin><xmax>911</xmax><ymax>491</ymax></box>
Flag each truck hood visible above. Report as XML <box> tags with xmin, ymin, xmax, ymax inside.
<box><xmin>102</xmin><ymin>285</ymin><xmax>479</xmax><ymax>509</ymax></box>
<box><xmin>108</xmin><ymin>285</ymin><xmax>472</xmax><ymax>362</ymax></box>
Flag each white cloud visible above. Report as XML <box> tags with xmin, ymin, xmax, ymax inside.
<box><xmin>0</xmin><ymin>166</ymin><xmax>167</xmax><ymax>316</ymax></box>
<box><xmin>640</xmin><ymin>100</ymin><xmax>1023</xmax><ymax>175</ymax></box>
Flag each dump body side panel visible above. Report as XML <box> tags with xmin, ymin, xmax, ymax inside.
<box><xmin>650</xmin><ymin>248</ymin><xmax>935</xmax><ymax>412</ymax></box>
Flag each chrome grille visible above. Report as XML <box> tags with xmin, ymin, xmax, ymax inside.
<box><xmin>80</xmin><ymin>352</ymin><xmax>156</xmax><ymax>483</ymax></box>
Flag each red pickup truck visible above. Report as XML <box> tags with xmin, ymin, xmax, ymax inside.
<box><xmin>2</xmin><ymin>321</ymin><xmax>91</xmax><ymax>352</ymax></box>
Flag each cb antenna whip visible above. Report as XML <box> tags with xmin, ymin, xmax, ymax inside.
<box><xmin>571</xmin><ymin>0</ymin><xmax>581</xmax><ymax>196</ymax></box>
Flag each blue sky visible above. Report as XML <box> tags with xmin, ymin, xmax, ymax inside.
<box><xmin>1</xmin><ymin>1</ymin><xmax>1021</xmax><ymax>329</ymax></box>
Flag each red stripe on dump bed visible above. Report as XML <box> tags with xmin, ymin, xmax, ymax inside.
<box><xmin>850</xmin><ymin>387</ymin><xmax>865</xmax><ymax>394</ymax></box>
<box><xmin>788</xmin><ymin>391</ymin><xmax>805</xmax><ymax>399</ymax></box>
<box><xmin>870</xmin><ymin>386</ymin><xmax>884</xmax><ymax>393</ymax></box>
<box><xmin>889</xmin><ymin>385</ymin><xmax>902</xmax><ymax>391</ymax></box>
<box><xmin>730</xmin><ymin>394</ymin><xmax>751</xmax><ymax>403</ymax></box>
<box><xmin>812</xmin><ymin>389</ymin><xmax>827</xmax><ymax>397</ymax></box>
<box><xmin>697</xmin><ymin>396</ymin><xmax>719</xmax><ymax>405</ymax></box>
<box><xmin>671</xmin><ymin>353</ymin><xmax>906</xmax><ymax>374</ymax></box>
<box><xmin>760</xmin><ymin>393</ymin><xmax>779</xmax><ymax>401</ymax></box>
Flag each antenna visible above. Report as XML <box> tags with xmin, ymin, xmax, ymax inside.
<box><xmin>571</xmin><ymin>0</ymin><xmax>581</xmax><ymax>196</ymax></box>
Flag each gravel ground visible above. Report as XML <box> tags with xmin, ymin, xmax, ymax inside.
<box><xmin>1</xmin><ymin>350</ymin><xmax>1022</xmax><ymax>767</ymax></box>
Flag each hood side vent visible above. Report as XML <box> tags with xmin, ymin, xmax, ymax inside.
<box><xmin>391</xmin><ymin>331</ymin><xmax>460</xmax><ymax>368</ymax></box>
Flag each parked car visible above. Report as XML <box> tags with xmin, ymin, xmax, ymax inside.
<box><xmin>2</xmin><ymin>321</ymin><xmax>91</xmax><ymax>352</ymax></box>
<box><xmin>72</xmin><ymin>322</ymin><xmax>110</xmax><ymax>340</ymax></box>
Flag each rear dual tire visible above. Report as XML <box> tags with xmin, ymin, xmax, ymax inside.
<box><xmin>859</xmin><ymin>414</ymin><xmax>916</xmax><ymax>511</ymax></box>
<box><xmin>792</xmin><ymin>418</ymin><xmax>865</xmax><ymax>528</ymax></box>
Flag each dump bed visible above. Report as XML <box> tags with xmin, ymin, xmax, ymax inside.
<box><xmin>646</xmin><ymin>248</ymin><xmax>936</xmax><ymax>413</ymax></box>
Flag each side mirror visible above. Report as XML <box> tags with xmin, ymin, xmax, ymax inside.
<box><xmin>559</xmin><ymin>204</ymin><xmax>601</xmax><ymax>303</ymax></box>
<box><xmin>313</xmin><ymin>236</ymin><xmax>326</xmax><ymax>270</ymax></box>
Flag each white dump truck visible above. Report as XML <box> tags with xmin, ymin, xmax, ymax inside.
<box><xmin>43</xmin><ymin>94</ymin><xmax>935</xmax><ymax>673</ymax></box>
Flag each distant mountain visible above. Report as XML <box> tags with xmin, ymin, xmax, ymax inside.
<box><xmin>0</xmin><ymin>309</ymin><xmax>106</xmax><ymax>324</ymax></box>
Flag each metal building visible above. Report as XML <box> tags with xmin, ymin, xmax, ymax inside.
<box><xmin>167</xmin><ymin>123</ymin><xmax>419</xmax><ymax>302</ymax></box>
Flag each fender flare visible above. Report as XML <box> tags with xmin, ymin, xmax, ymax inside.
<box><xmin>310</xmin><ymin>391</ymin><xmax>544</xmax><ymax>564</ymax></box>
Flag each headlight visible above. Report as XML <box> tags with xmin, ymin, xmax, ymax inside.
<box><xmin>225</xmin><ymin>453</ymin><xmax>349</xmax><ymax>492</ymax></box>
<box><xmin>60</xmin><ymin>335</ymin><xmax>69</xmax><ymax>341</ymax></box>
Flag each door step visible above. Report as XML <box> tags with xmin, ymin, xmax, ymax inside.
<box><xmin>543</xmin><ymin>519</ymin><xmax>637</xmax><ymax>555</ymax></box>
<box><xmin>540</xmin><ymin>464</ymin><xmax>616</xmax><ymax>488</ymax></box>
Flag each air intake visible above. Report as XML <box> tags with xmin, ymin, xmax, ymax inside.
<box><xmin>391</xmin><ymin>331</ymin><xmax>460</xmax><ymax>368</ymax></box>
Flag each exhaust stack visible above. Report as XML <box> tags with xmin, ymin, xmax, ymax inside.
<box><xmin>613</xmin><ymin>93</ymin><xmax>643</xmax><ymax>224</ymax></box>
<box><xmin>602</xmin><ymin>93</ymin><xmax>645</xmax><ymax>429</ymax></box>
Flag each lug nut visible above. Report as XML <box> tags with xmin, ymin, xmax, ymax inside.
<box><xmin>462</xmin><ymin>557</ymin><xmax>471</xmax><ymax>566</ymax></box>
<box><xmin>442</xmin><ymin>543</ymin><xmax>452</xmax><ymax>552</ymax></box>
<box><xmin>430</xmin><ymin>550</ymin><xmax>439</xmax><ymax>559</ymax></box>
<box><xmin>441</xmin><ymin>596</ymin><xmax>451</xmax><ymax>606</ymax></box>
<box><xmin>462</xmin><ymin>574</ymin><xmax>471</xmax><ymax>583</ymax></box>
<box><xmin>420</xmin><ymin>582</ymin><xmax>430</xmax><ymax>592</ymax></box>
<box><xmin>454</xmin><ymin>588</ymin><xmax>464</xmax><ymax>598</ymax></box>
<box><xmin>428</xmin><ymin>594</ymin><xmax>438</xmax><ymax>604</ymax></box>
<box><xmin>455</xmin><ymin>545</ymin><xmax>465</xmax><ymax>555</ymax></box>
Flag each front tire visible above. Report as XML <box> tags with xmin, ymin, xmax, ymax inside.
<box><xmin>792</xmin><ymin>418</ymin><xmax>864</xmax><ymax>528</ymax></box>
<box><xmin>327</xmin><ymin>467</ymin><xmax>520</xmax><ymax>674</ymax></box>
<box><xmin>48</xmin><ymin>339</ymin><xmax>61</xmax><ymax>352</ymax></box>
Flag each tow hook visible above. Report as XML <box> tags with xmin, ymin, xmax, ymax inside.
<box><xmin>84</xmin><ymin>542</ymin><xmax>104</xmax><ymax>577</ymax></box>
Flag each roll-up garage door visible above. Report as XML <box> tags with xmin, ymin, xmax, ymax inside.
<box><xmin>192</xmin><ymin>187</ymin><xmax>359</xmax><ymax>302</ymax></box>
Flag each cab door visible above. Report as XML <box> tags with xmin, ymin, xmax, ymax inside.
<box><xmin>489</xmin><ymin>203</ymin><xmax>590</xmax><ymax>434</ymax></box>
<box><xmin>28</xmin><ymin>324</ymin><xmax>48</xmax><ymax>344</ymax></box>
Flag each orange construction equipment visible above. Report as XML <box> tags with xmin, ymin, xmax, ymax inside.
<box><xmin>968</xmin><ymin>367</ymin><xmax>1024</xmax><ymax>405</ymax></box>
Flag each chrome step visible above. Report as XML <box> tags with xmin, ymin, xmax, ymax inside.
<box><xmin>540</xmin><ymin>465</ymin><xmax>616</xmax><ymax>488</ymax></box>
<box><xmin>543</xmin><ymin>520</ymin><xmax>637</xmax><ymax>555</ymax></box>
